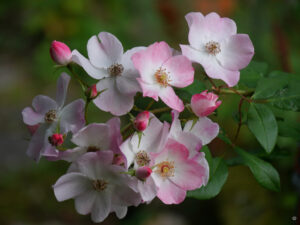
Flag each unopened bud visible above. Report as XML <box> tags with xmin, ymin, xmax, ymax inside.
<box><xmin>48</xmin><ymin>133</ymin><xmax>64</xmax><ymax>146</ymax></box>
<box><xmin>134</xmin><ymin>111</ymin><xmax>150</xmax><ymax>131</ymax></box>
<box><xmin>50</xmin><ymin>40</ymin><xmax>72</xmax><ymax>65</ymax></box>
<box><xmin>191</xmin><ymin>90</ymin><xmax>221</xmax><ymax>117</ymax></box>
<box><xmin>113</xmin><ymin>154</ymin><xmax>126</xmax><ymax>167</ymax></box>
<box><xmin>85</xmin><ymin>84</ymin><xmax>98</xmax><ymax>99</ymax></box>
<box><xmin>136</xmin><ymin>166</ymin><xmax>152</xmax><ymax>181</ymax></box>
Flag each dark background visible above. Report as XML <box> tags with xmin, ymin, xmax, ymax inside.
<box><xmin>0</xmin><ymin>0</ymin><xmax>299</xmax><ymax>224</ymax></box>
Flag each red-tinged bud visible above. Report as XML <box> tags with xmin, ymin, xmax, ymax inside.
<box><xmin>113</xmin><ymin>154</ymin><xmax>126</xmax><ymax>167</ymax></box>
<box><xmin>136</xmin><ymin>166</ymin><xmax>152</xmax><ymax>181</ymax></box>
<box><xmin>134</xmin><ymin>111</ymin><xmax>150</xmax><ymax>131</ymax></box>
<box><xmin>48</xmin><ymin>133</ymin><xmax>64</xmax><ymax>146</ymax></box>
<box><xmin>50</xmin><ymin>40</ymin><xmax>72</xmax><ymax>65</ymax></box>
<box><xmin>85</xmin><ymin>84</ymin><xmax>98</xmax><ymax>99</ymax></box>
<box><xmin>27</xmin><ymin>124</ymin><xmax>40</xmax><ymax>135</ymax></box>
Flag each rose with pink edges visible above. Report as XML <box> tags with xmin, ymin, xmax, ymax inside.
<box><xmin>72</xmin><ymin>32</ymin><xmax>145</xmax><ymax>116</ymax></box>
<box><xmin>180</xmin><ymin>12</ymin><xmax>254</xmax><ymax>87</ymax></box>
<box><xmin>132</xmin><ymin>41</ymin><xmax>194</xmax><ymax>112</ymax></box>
<box><xmin>191</xmin><ymin>90</ymin><xmax>221</xmax><ymax>117</ymax></box>
<box><xmin>150</xmin><ymin>139</ymin><xmax>208</xmax><ymax>204</ymax></box>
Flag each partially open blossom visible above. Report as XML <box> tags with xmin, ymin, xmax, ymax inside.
<box><xmin>53</xmin><ymin>151</ymin><xmax>141</xmax><ymax>223</ymax></box>
<box><xmin>72</xmin><ymin>32</ymin><xmax>145</xmax><ymax>116</ymax></box>
<box><xmin>22</xmin><ymin>73</ymin><xmax>85</xmax><ymax>161</ymax></box>
<box><xmin>48</xmin><ymin>133</ymin><xmax>64</xmax><ymax>146</ymax></box>
<box><xmin>191</xmin><ymin>90</ymin><xmax>221</xmax><ymax>117</ymax></box>
<box><xmin>180</xmin><ymin>12</ymin><xmax>254</xmax><ymax>87</ymax></box>
<box><xmin>134</xmin><ymin>111</ymin><xmax>150</xmax><ymax>131</ymax></box>
<box><xmin>136</xmin><ymin>166</ymin><xmax>152</xmax><ymax>181</ymax></box>
<box><xmin>132</xmin><ymin>41</ymin><xmax>194</xmax><ymax>112</ymax></box>
<box><xmin>50</xmin><ymin>41</ymin><xmax>72</xmax><ymax>65</ymax></box>
<box><xmin>85</xmin><ymin>84</ymin><xmax>98</xmax><ymax>99</ymax></box>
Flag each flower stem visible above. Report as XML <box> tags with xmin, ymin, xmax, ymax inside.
<box><xmin>84</xmin><ymin>99</ymin><xmax>90</xmax><ymax>124</ymax></box>
<box><xmin>150</xmin><ymin>107</ymin><xmax>171</xmax><ymax>114</ymax></box>
<box><xmin>67</xmin><ymin>64</ymin><xmax>88</xmax><ymax>91</ymax></box>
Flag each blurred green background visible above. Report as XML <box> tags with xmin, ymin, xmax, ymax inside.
<box><xmin>0</xmin><ymin>0</ymin><xmax>300</xmax><ymax>224</ymax></box>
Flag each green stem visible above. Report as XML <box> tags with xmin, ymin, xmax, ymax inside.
<box><xmin>150</xmin><ymin>107</ymin><xmax>171</xmax><ymax>114</ymax></box>
<box><xmin>67</xmin><ymin>64</ymin><xmax>88</xmax><ymax>91</ymax></box>
<box><xmin>84</xmin><ymin>100</ymin><xmax>90</xmax><ymax>124</ymax></box>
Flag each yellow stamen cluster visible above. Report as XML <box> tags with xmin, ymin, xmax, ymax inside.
<box><xmin>135</xmin><ymin>150</ymin><xmax>150</xmax><ymax>166</ymax></box>
<box><xmin>205</xmin><ymin>41</ymin><xmax>221</xmax><ymax>55</ymax></box>
<box><xmin>92</xmin><ymin>179</ymin><xmax>108</xmax><ymax>191</ymax></box>
<box><xmin>44</xmin><ymin>109</ymin><xmax>57</xmax><ymax>123</ymax></box>
<box><xmin>154</xmin><ymin>68</ymin><xmax>171</xmax><ymax>88</ymax></box>
<box><xmin>155</xmin><ymin>161</ymin><xmax>175</xmax><ymax>178</ymax></box>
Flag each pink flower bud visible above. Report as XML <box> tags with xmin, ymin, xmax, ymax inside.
<box><xmin>48</xmin><ymin>133</ymin><xmax>64</xmax><ymax>146</ymax></box>
<box><xmin>134</xmin><ymin>111</ymin><xmax>150</xmax><ymax>131</ymax></box>
<box><xmin>50</xmin><ymin>40</ymin><xmax>72</xmax><ymax>65</ymax></box>
<box><xmin>191</xmin><ymin>90</ymin><xmax>221</xmax><ymax>117</ymax></box>
<box><xmin>136</xmin><ymin>166</ymin><xmax>152</xmax><ymax>181</ymax></box>
<box><xmin>85</xmin><ymin>84</ymin><xmax>98</xmax><ymax>99</ymax></box>
<box><xmin>113</xmin><ymin>154</ymin><xmax>126</xmax><ymax>167</ymax></box>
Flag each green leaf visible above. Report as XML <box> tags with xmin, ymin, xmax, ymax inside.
<box><xmin>247</xmin><ymin>104</ymin><xmax>278</xmax><ymax>153</ymax></box>
<box><xmin>239</xmin><ymin>61</ymin><xmax>268</xmax><ymax>88</ymax></box>
<box><xmin>253</xmin><ymin>72</ymin><xmax>300</xmax><ymax>111</ymax></box>
<box><xmin>187</xmin><ymin>157</ymin><xmax>228</xmax><ymax>200</ymax></box>
<box><xmin>176</xmin><ymin>79</ymin><xmax>206</xmax><ymax>101</ymax></box>
<box><xmin>277</xmin><ymin>120</ymin><xmax>300</xmax><ymax>140</ymax></box>
<box><xmin>235</xmin><ymin>147</ymin><xmax>280</xmax><ymax>192</ymax></box>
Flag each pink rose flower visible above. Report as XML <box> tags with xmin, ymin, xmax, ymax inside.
<box><xmin>50</xmin><ymin>41</ymin><xmax>72</xmax><ymax>65</ymax></box>
<box><xmin>180</xmin><ymin>12</ymin><xmax>254</xmax><ymax>87</ymax></box>
<box><xmin>132</xmin><ymin>41</ymin><xmax>194</xmax><ymax>112</ymax></box>
<box><xmin>191</xmin><ymin>90</ymin><xmax>221</xmax><ymax>117</ymax></box>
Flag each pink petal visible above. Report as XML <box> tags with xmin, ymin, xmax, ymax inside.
<box><xmin>59</xmin><ymin>99</ymin><xmax>85</xmax><ymax>134</ymax></box>
<box><xmin>136</xmin><ymin>177</ymin><xmax>157</xmax><ymax>202</ymax></box>
<box><xmin>163</xmin><ymin>55</ymin><xmax>194</xmax><ymax>88</ymax></box>
<box><xmin>180</xmin><ymin>44</ymin><xmax>207</xmax><ymax>65</ymax></box>
<box><xmin>87</xmin><ymin>32</ymin><xmax>123</xmax><ymax>69</ymax></box>
<box><xmin>107</xmin><ymin>117</ymin><xmax>123</xmax><ymax>155</ymax></box>
<box><xmin>184</xmin><ymin>117</ymin><xmax>219</xmax><ymax>145</ymax></box>
<box><xmin>94</xmin><ymin>78</ymin><xmax>135</xmax><ymax>116</ymax></box>
<box><xmin>217</xmin><ymin>34</ymin><xmax>254</xmax><ymax>71</ymax></box>
<box><xmin>136</xmin><ymin>78</ymin><xmax>159</xmax><ymax>101</ymax></box>
<box><xmin>53</xmin><ymin>172</ymin><xmax>91</xmax><ymax>201</ymax></box>
<box><xmin>32</xmin><ymin>95</ymin><xmax>58</xmax><ymax>116</ymax></box>
<box><xmin>121</xmin><ymin>46</ymin><xmax>146</xmax><ymax>72</ymax></box>
<box><xmin>71</xmin><ymin>123</ymin><xmax>110</xmax><ymax>149</ymax></box>
<box><xmin>185</xmin><ymin>12</ymin><xmax>204</xmax><ymax>28</ymax></box>
<box><xmin>204</xmin><ymin>58</ymin><xmax>240</xmax><ymax>87</ymax></box>
<box><xmin>56</xmin><ymin>72</ymin><xmax>70</xmax><ymax>107</ymax></box>
<box><xmin>156</xmin><ymin>179</ymin><xmax>186</xmax><ymax>204</ymax></box>
<box><xmin>159</xmin><ymin>86</ymin><xmax>184</xmax><ymax>112</ymax></box>
<box><xmin>72</xmin><ymin>50</ymin><xmax>106</xmax><ymax>79</ymax></box>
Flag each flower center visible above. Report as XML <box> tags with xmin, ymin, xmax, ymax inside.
<box><xmin>87</xmin><ymin>146</ymin><xmax>100</xmax><ymax>152</ymax></box>
<box><xmin>155</xmin><ymin>161</ymin><xmax>175</xmax><ymax>178</ymax></box>
<box><xmin>135</xmin><ymin>150</ymin><xmax>150</xmax><ymax>167</ymax></box>
<box><xmin>154</xmin><ymin>68</ymin><xmax>171</xmax><ymax>88</ymax></box>
<box><xmin>108</xmin><ymin>63</ymin><xmax>124</xmax><ymax>76</ymax></box>
<box><xmin>92</xmin><ymin>179</ymin><xmax>108</xmax><ymax>191</ymax></box>
<box><xmin>44</xmin><ymin>109</ymin><xmax>57</xmax><ymax>123</ymax></box>
<box><xmin>205</xmin><ymin>41</ymin><xmax>221</xmax><ymax>55</ymax></box>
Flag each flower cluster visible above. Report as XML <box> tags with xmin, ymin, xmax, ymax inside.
<box><xmin>23</xmin><ymin>12</ymin><xmax>254</xmax><ymax>222</ymax></box>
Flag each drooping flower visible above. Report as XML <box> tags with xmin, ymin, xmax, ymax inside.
<box><xmin>72</xmin><ymin>32</ymin><xmax>145</xmax><ymax>116</ymax></box>
<box><xmin>120</xmin><ymin>114</ymin><xmax>170</xmax><ymax>202</ymax></box>
<box><xmin>59</xmin><ymin>118</ymin><xmax>124</xmax><ymax>163</ymax></box>
<box><xmin>53</xmin><ymin>151</ymin><xmax>141</xmax><ymax>223</ymax></box>
<box><xmin>191</xmin><ymin>90</ymin><xmax>221</xmax><ymax>117</ymax></box>
<box><xmin>180</xmin><ymin>12</ymin><xmax>254</xmax><ymax>87</ymax></box>
<box><xmin>22</xmin><ymin>73</ymin><xmax>85</xmax><ymax>161</ymax></box>
<box><xmin>50</xmin><ymin>41</ymin><xmax>72</xmax><ymax>65</ymax></box>
<box><xmin>150</xmin><ymin>139</ymin><xmax>208</xmax><ymax>204</ymax></box>
<box><xmin>132</xmin><ymin>41</ymin><xmax>194</xmax><ymax>112</ymax></box>
<box><xmin>134</xmin><ymin>111</ymin><xmax>150</xmax><ymax>132</ymax></box>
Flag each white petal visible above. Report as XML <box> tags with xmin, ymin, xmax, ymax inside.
<box><xmin>32</xmin><ymin>95</ymin><xmax>58</xmax><ymax>116</ymax></box>
<box><xmin>116</xmin><ymin>76</ymin><xmax>141</xmax><ymax>95</ymax></box>
<box><xmin>121</xmin><ymin>46</ymin><xmax>146</xmax><ymax>73</ymax></box>
<box><xmin>94</xmin><ymin>78</ymin><xmax>134</xmax><ymax>116</ymax></box>
<box><xmin>72</xmin><ymin>49</ymin><xmax>107</xmax><ymax>79</ymax></box>
<box><xmin>91</xmin><ymin>193</ymin><xmax>111</xmax><ymax>223</ymax></box>
<box><xmin>53</xmin><ymin>172</ymin><xmax>91</xmax><ymax>201</ymax></box>
<box><xmin>22</xmin><ymin>107</ymin><xmax>44</xmax><ymax>126</ymax></box>
<box><xmin>137</xmin><ymin>177</ymin><xmax>157</xmax><ymax>202</ymax></box>
<box><xmin>56</xmin><ymin>72</ymin><xmax>70</xmax><ymax>107</ymax></box>
<box><xmin>75</xmin><ymin>190</ymin><xmax>97</xmax><ymax>215</ymax></box>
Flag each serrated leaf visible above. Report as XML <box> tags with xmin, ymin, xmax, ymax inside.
<box><xmin>235</xmin><ymin>147</ymin><xmax>280</xmax><ymax>192</ymax></box>
<box><xmin>187</xmin><ymin>157</ymin><xmax>228</xmax><ymax>200</ymax></box>
<box><xmin>247</xmin><ymin>104</ymin><xmax>278</xmax><ymax>153</ymax></box>
<box><xmin>253</xmin><ymin>72</ymin><xmax>300</xmax><ymax>111</ymax></box>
